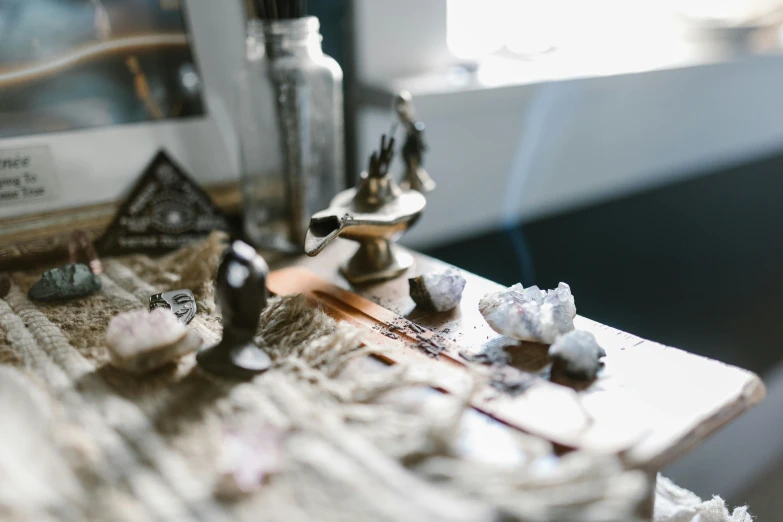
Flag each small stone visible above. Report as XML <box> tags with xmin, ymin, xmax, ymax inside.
<box><xmin>0</xmin><ymin>273</ymin><xmax>10</xmax><ymax>299</ymax></box>
<box><xmin>548</xmin><ymin>330</ymin><xmax>606</xmax><ymax>381</ymax></box>
<box><xmin>478</xmin><ymin>282</ymin><xmax>576</xmax><ymax>344</ymax></box>
<box><xmin>106</xmin><ymin>308</ymin><xmax>201</xmax><ymax>374</ymax></box>
<box><xmin>28</xmin><ymin>264</ymin><xmax>102</xmax><ymax>302</ymax></box>
<box><xmin>409</xmin><ymin>268</ymin><xmax>466</xmax><ymax>312</ymax></box>
<box><xmin>215</xmin><ymin>426</ymin><xmax>285</xmax><ymax>498</ymax></box>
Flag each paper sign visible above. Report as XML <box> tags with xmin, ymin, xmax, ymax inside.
<box><xmin>0</xmin><ymin>145</ymin><xmax>59</xmax><ymax>206</ymax></box>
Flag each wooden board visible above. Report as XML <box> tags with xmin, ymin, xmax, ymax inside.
<box><xmin>267</xmin><ymin>240</ymin><xmax>766</xmax><ymax>469</ymax></box>
<box><xmin>269</xmin><ymin>266</ymin><xmax>647</xmax><ymax>454</ymax></box>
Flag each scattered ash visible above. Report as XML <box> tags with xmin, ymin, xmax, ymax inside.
<box><xmin>461</xmin><ymin>344</ymin><xmax>539</xmax><ymax>397</ymax></box>
<box><xmin>375</xmin><ymin>317</ymin><xmax>538</xmax><ymax>397</ymax></box>
<box><xmin>490</xmin><ymin>366</ymin><xmax>536</xmax><ymax>397</ymax></box>
<box><xmin>377</xmin><ymin>319</ymin><xmax>449</xmax><ymax>357</ymax></box>
<box><xmin>459</xmin><ymin>345</ymin><xmax>509</xmax><ymax>366</ymax></box>
<box><xmin>416</xmin><ymin>336</ymin><xmax>448</xmax><ymax>358</ymax></box>
<box><xmin>407</xmin><ymin>322</ymin><xmax>427</xmax><ymax>334</ymax></box>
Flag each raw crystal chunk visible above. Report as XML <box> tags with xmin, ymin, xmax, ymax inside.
<box><xmin>409</xmin><ymin>268</ymin><xmax>466</xmax><ymax>312</ymax></box>
<box><xmin>548</xmin><ymin>330</ymin><xmax>606</xmax><ymax>381</ymax></box>
<box><xmin>106</xmin><ymin>308</ymin><xmax>201</xmax><ymax>374</ymax></box>
<box><xmin>215</xmin><ymin>426</ymin><xmax>285</xmax><ymax>498</ymax></box>
<box><xmin>478</xmin><ymin>282</ymin><xmax>576</xmax><ymax>344</ymax></box>
<box><xmin>28</xmin><ymin>264</ymin><xmax>102</xmax><ymax>302</ymax></box>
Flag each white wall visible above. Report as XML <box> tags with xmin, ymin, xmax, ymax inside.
<box><xmin>353</xmin><ymin>0</ymin><xmax>783</xmax><ymax>249</ymax></box>
<box><xmin>354</xmin><ymin>0</ymin><xmax>450</xmax><ymax>83</ymax></box>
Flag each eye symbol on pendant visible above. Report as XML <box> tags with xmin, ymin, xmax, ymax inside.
<box><xmin>149</xmin><ymin>289</ymin><xmax>197</xmax><ymax>325</ymax></box>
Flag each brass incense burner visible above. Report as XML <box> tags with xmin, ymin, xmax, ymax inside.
<box><xmin>304</xmin><ymin>135</ymin><xmax>426</xmax><ymax>284</ymax></box>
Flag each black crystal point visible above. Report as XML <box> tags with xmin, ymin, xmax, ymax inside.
<box><xmin>196</xmin><ymin>241</ymin><xmax>272</xmax><ymax>378</ymax></box>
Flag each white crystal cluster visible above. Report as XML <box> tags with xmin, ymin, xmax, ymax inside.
<box><xmin>106</xmin><ymin>308</ymin><xmax>202</xmax><ymax>374</ymax></box>
<box><xmin>409</xmin><ymin>268</ymin><xmax>467</xmax><ymax>312</ymax></box>
<box><xmin>479</xmin><ymin>282</ymin><xmax>608</xmax><ymax>380</ymax></box>
<box><xmin>478</xmin><ymin>283</ymin><xmax>576</xmax><ymax>344</ymax></box>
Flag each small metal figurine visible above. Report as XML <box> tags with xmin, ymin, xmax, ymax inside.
<box><xmin>68</xmin><ymin>230</ymin><xmax>102</xmax><ymax>275</ymax></box>
<box><xmin>0</xmin><ymin>273</ymin><xmax>10</xmax><ymax>299</ymax></box>
<box><xmin>196</xmin><ymin>241</ymin><xmax>272</xmax><ymax>379</ymax></box>
<box><xmin>304</xmin><ymin>135</ymin><xmax>426</xmax><ymax>284</ymax></box>
<box><xmin>395</xmin><ymin>91</ymin><xmax>435</xmax><ymax>194</ymax></box>
<box><xmin>149</xmin><ymin>289</ymin><xmax>197</xmax><ymax>325</ymax></box>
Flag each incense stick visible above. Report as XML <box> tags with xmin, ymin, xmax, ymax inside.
<box><xmin>251</xmin><ymin>0</ymin><xmax>307</xmax><ymax>20</ymax></box>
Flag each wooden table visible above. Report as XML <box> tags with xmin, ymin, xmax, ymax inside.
<box><xmin>269</xmin><ymin>239</ymin><xmax>766</xmax><ymax>518</ymax></box>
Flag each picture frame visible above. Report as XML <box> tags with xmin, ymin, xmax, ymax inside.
<box><xmin>0</xmin><ymin>0</ymin><xmax>247</xmax><ymax>266</ymax></box>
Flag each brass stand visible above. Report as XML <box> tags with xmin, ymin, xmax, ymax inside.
<box><xmin>304</xmin><ymin>134</ymin><xmax>426</xmax><ymax>284</ymax></box>
<box><xmin>341</xmin><ymin>239</ymin><xmax>414</xmax><ymax>285</ymax></box>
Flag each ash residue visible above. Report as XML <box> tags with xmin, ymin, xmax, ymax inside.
<box><xmin>380</xmin><ymin>319</ymin><xmax>450</xmax><ymax>358</ymax></box>
<box><xmin>416</xmin><ymin>336</ymin><xmax>447</xmax><ymax>357</ymax></box>
<box><xmin>459</xmin><ymin>345</ymin><xmax>509</xmax><ymax>366</ymax></box>
<box><xmin>490</xmin><ymin>366</ymin><xmax>536</xmax><ymax>396</ymax></box>
<box><xmin>460</xmin><ymin>343</ymin><xmax>539</xmax><ymax>397</ymax></box>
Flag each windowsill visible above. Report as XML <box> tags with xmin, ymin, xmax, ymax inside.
<box><xmin>370</xmin><ymin>44</ymin><xmax>783</xmax><ymax>98</ymax></box>
<box><xmin>356</xmin><ymin>49</ymin><xmax>783</xmax><ymax>249</ymax></box>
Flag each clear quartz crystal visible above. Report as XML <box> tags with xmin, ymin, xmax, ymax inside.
<box><xmin>237</xmin><ymin>17</ymin><xmax>344</xmax><ymax>253</ymax></box>
<box><xmin>479</xmin><ymin>282</ymin><xmax>576</xmax><ymax>344</ymax></box>
<box><xmin>215</xmin><ymin>426</ymin><xmax>285</xmax><ymax>498</ymax></box>
<box><xmin>106</xmin><ymin>309</ymin><xmax>201</xmax><ymax>374</ymax></box>
<box><xmin>409</xmin><ymin>268</ymin><xmax>467</xmax><ymax>312</ymax></box>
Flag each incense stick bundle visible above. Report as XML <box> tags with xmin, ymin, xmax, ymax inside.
<box><xmin>249</xmin><ymin>0</ymin><xmax>308</xmax><ymax>20</ymax></box>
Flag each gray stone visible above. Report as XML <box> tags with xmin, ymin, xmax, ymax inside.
<box><xmin>548</xmin><ymin>330</ymin><xmax>606</xmax><ymax>381</ymax></box>
<box><xmin>28</xmin><ymin>264</ymin><xmax>102</xmax><ymax>302</ymax></box>
<box><xmin>409</xmin><ymin>268</ymin><xmax>466</xmax><ymax>312</ymax></box>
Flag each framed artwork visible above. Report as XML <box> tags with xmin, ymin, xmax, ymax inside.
<box><xmin>0</xmin><ymin>0</ymin><xmax>246</xmax><ymax>265</ymax></box>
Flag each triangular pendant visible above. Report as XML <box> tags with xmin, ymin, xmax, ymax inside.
<box><xmin>99</xmin><ymin>151</ymin><xmax>231</xmax><ymax>255</ymax></box>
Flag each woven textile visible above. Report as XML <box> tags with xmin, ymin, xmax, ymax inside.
<box><xmin>0</xmin><ymin>233</ymin><xmax>654</xmax><ymax>521</ymax></box>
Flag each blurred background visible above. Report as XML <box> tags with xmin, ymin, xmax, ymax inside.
<box><xmin>310</xmin><ymin>0</ymin><xmax>783</xmax><ymax>516</ymax></box>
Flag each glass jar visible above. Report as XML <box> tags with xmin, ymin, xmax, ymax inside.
<box><xmin>237</xmin><ymin>16</ymin><xmax>344</xmax><ymax>253</ymax></box>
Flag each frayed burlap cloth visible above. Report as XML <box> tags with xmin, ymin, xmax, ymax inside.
<box><xmin>0</xmin><ymin>233</ymin><xmax>749</xmax><ymax>521</ymax></box>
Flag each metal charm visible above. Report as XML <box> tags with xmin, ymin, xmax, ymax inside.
<box><xmin>149</xmin><ymin>289</ymin><xmax>197</xmax><ymax>325</ymax></box>
<box><xmin>396</xmin><ymin>91</ymin><xmax>435</xmax><ymax>194</ymax></box>
<box><xmin>304</xmin><ymin>134</ymin><xmax>426</xmax><ymax>285</ymax></box>
<box><xmin>196</xmin><ymin>241</ymin><xmax>272</xmax><ymax>379</ymax></box>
